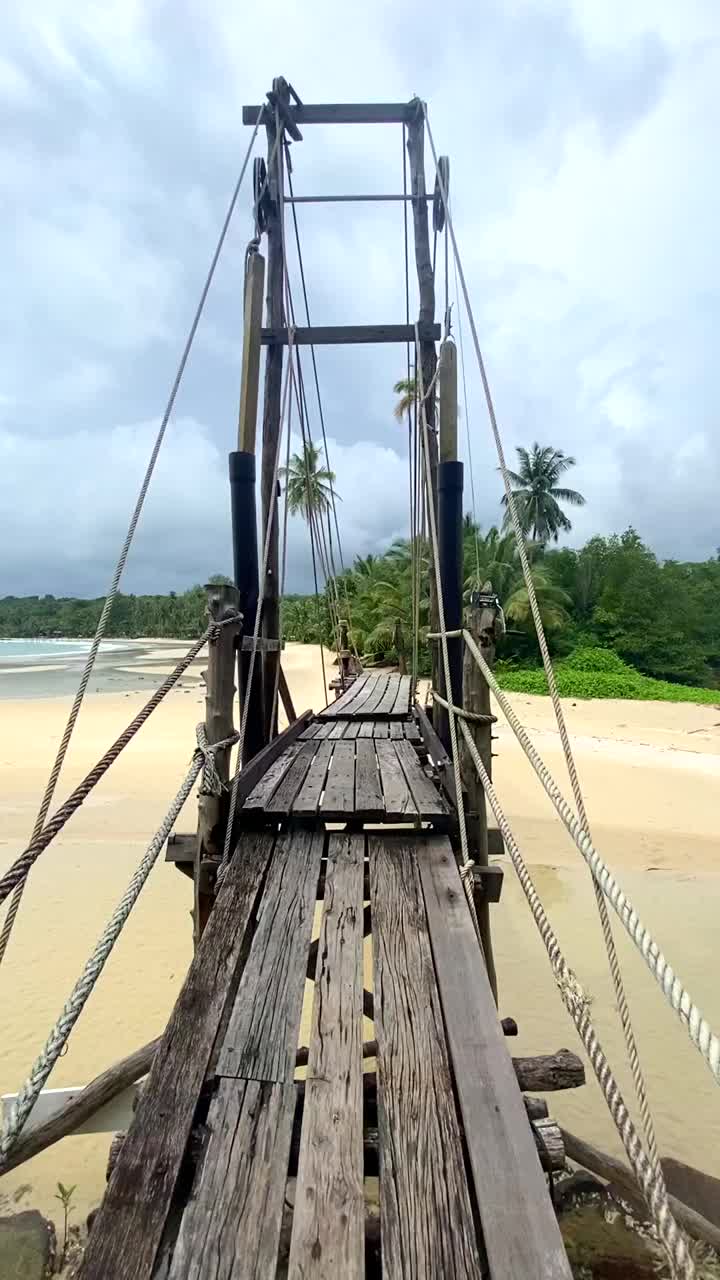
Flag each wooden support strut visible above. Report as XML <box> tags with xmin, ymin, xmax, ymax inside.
<box><xmin>259</xmin><ymin>80</ymin><xmax>287</xmax><ymax>746</ymax></box>
<box><xmin>195</xmin><ymin>583</ymin><xmax>241</xmax><ymax>945</ymax></box>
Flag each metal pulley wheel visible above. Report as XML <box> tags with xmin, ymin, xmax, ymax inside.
<box><xmin>433</xmin><ymin>156</ymin><xmax>450</xmax><ymax>232</ymax></box>
<box><xmin>253</xmin><ymin>157</ymin><xmax>270</xmax><ymax>233</ymax></box>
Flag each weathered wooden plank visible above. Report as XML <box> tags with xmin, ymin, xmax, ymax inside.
<box><xmin>266</xmin><ymin>741</ymin><xmax>320</xmax><ymax>814</ymax></box>
<box><xmin>414</xmin><ymin>703</ymin><xmax>457</xmax><ymax>807</ymax></box>
<box><xmin>389</xmin><ymin>720</ymin><xmax>403</xmax><ymax>740</ymax></box>
<box><xmin>403</xmin><ymin>721</ymin><xmax>421</xmax><ymax>742</ymax></box>
<box><xmin>320</xmin><ymin>672</ymin><xmax>382</xmax><ymax>721</ymax></box>
<box><xmin>395</xmin><ymin>739</ymin><xmax>448</xmax><ymax>819</ymax></box>
<box><xmin>391</xmin><ymin>674</ymin><xmax>412</xmax><ymax>715</ymax></box>
<box><xmin>370</xmin><ymin>835</ymin><xmax>483</xmax><ymax>1279</ymax></box>
<box><xmin>79</xmin><ymin>832</ymin><xmax>276</xmax><ymax>1280</ymax></box>
<box><xmin>321</xmin><ymin>673</ymin><xmax>370</xmax><ymax>717</ymax></box>
<box><xmin>288</xmin><ymin>835</ymin><xmax>365</xmax><ymax>1278</ymax></box>
<box><xmin>243</xmin><ymin>741</ymin><xmax>302</xmax><ymax>811</ymax></box>
<box><xmin>218</xmin><ymin>828</ymin><xmax>323</xmax><ymax>1080</ymax></box>
<box><xmin>320</xmin><ymin>741</ymin><xmax>356</xmax><ymax>818</ymax></box>
<box><xmin>314</xmin><ymin>721</ymin><xmax>337</xmax><ymax>739</ymax></box>
<box><xmin>358</xmin><ymin>673</ymin><xmax>390</xmax><ymax>715</ymax></box>
<box><xmin>375</xmin><ymin>740</ymin><xmax>417</xmax><ymax>821</ymax></box>
<box><xmin>299</xmin><ymin>722</ymin><xmax>321</xmax><ymax>740</ymax></box>
<box><xmin>375</xmin><ymin>674</ymin><xmax>401</xmax><ymax>715</ymax></box>
<box><xmin>358</xmin><ymin>719</ymin><xmax>375</xmax><ymax>738</ymax></box>
<box><xmin>168</xmin><ymin>1079</ymin><xmax>295</xmax><ymax>1280</ymax></box>
<box><xmin>242</xmin><ymin>102</ymin><xmax>417</xmax><ymax>126</ymax></box>
<box><xmin>354</xmin><ymin>739</ymin><xmax>384</xmax><ymax>820</ymax></box>
<box><xmin>417</xmin><ymin>837</ymin><xmax>572</xmax><ymax>1279</ymax></box>
<box><xmin>343</xmin><ymin>720</ymin><xmax>361</xmax><ymax>738</ymax></box>
<box><xmin>372</xmin><ymin>720</ymin><xmax>390</xmax><ymax>738</ymax></box>
<box><xmin>261</xmin><ymin>323</ymin><xmax>441</xmax><ymax>345</ymax></box>
<box><xmin>329</xmin><ymin>720</ymin><xmax>349</xmax><ymax>739</ymax></box>
<box><xmin>292</xmin><ymin>742</ymin><xmax>333</xmax><ymax>816</ymax></box>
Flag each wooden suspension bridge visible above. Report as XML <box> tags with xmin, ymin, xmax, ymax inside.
<box><xmin>79</xmin><ymin>84</ymin><xmax>579</xmax><ymax>1278</ymax></box>
<box><xmin>3</xmin><ymin>77</ymin><xmax>719</xmax><ymax>1280</ymax></box>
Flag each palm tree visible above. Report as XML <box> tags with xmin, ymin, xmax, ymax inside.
<box><xmin>393</xmin><ymin>376</ymin><xmax>417</xmax><ymax>422</ymax></box>
<box><xmin>501</xmin><ymin>443</ymin><xmax>585</xmax><ymax>544</ymax></box>
<box><xmin>281</xmin><ymin>439</ymin><xmax>338</xmax><ymax>521</ymax></box>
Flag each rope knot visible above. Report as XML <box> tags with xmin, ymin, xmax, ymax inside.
<box><xmin>195</xmin><ymin>723</ymin><xmax>240</xmax><ymax>797</ymax></box>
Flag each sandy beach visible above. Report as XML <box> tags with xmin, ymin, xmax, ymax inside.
<box><xmin>1</xmin><ymin>640</ymin><xmax>718</xmax><ymax>1224</ymax></box>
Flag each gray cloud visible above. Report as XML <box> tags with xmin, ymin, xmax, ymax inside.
<box><xmin>1</xmin><ymin>0</ymin><xmax>719</xmax><ymax>601</ymax></box>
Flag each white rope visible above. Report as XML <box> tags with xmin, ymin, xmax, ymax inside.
<box><xmin>0</xmin><ymin>724</ymin><xmax>237</xmax><ymax>1165</ymax></box>
<box><xmin>422</xmin><ymin>99</ymin><xmax>674</xmax><ymax>1225</ymax></box>
<box><xmin>458</xmin><ymin>718</ymin><xmax>694</xmax><ymax>1278</ymax></box>
<box><xmin>463</xmin><ymin>628</ymin><xmax>720</xmax><ymax>1087</ymax></box>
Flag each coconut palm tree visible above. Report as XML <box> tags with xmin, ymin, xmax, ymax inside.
<box><xmin>393</xmin><ymin>376</ymin><xmax>417</xmax><ymax>422</ymax></box>
<box><xmin>281</xmin><ymin>439</ymin><xmax>338</xmax><ymax>521</ymax></box>
<box><xmin>501</xmin><ymin>443</ymin><xmax>585</xmax><ymax>544</ymax></box>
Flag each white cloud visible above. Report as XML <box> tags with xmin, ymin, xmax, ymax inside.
<box><xmin>1</xmin><ymin>0</ymin><xmax>720</xmax><ymax>598</ymax></box>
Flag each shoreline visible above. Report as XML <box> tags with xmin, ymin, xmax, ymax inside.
<box><xmin>0</xmin><ymin>643</ymin><xmax>718</xmax><ymax>1223</ymax></box>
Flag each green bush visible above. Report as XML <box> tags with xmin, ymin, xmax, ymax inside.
<box><xmin>561</xmin><ymin>646</ymin><xmax>628</xmax><ymax>674</ymax></box>
<box><xmin>496</xmin><ymin>647</ymin><xmax>720</xmax><ymax>705</ymax></box>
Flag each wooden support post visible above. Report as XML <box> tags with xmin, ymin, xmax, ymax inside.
<box><xmin>406</xmin><ymin>98</ymin><xmax>441</xmax><ymax>725</ymax></box>
<box><xmin>195</xmin><ymin>583</ymin><xmax>240</xmax><ymax>945</ymax></box>
<box><xmin>435</xmin><ymin>338</ymin><xmax>462</xmax><ymax>752</ymax></box>
<box><xmin>238</xmin><ymin>249</ymin><xmax>266</xmax><ymax>453</ymax></box>
<box><xmin>438</xmin><ymin>338</ymin><xmax>457</xmax><ymax>463</ymax></box>
<box><xmin>259</xmin><ymin>78</ymin><xmax>288</xmax><ymax>747</ymax></box>
<box><xmin>461</xmin><ymin>583</ymin><xmax>501</xmax><ymax>1001</ymax></box>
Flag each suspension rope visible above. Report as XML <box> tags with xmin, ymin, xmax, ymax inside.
<box><xmin>462</xmin><ymin>628</ymin><xmax>720</xmax><ymax>1086</ymax></box>
<box><xmin>0</xmin><ymin>622</ymin><xmax>236</xmax><ymax>909</ymax></box>
<box><xmin>0</xmin><ymin>110</ymin><xmax>264</xmax><ymax>968</ymax></box>
<box><xmin>0</xmin><ymin>722</ymin><xmax>237</xmax><ymax>1165</ymax></box>
<box><xmin>422</xmin><ymin>102</ymin><xmax>671</xmax><ymax>1203</ymax></box>
<box><xmin>457</xmin><ymin>718</ymin><xmax>693</xmax><ymax>1278</ymax></box>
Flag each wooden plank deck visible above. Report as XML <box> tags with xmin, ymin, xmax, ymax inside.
<box><xmin>320</xmin><ymin>672</ymin><xmax>411</xmax><ymax>720</ymax></box>
<box><xmin>241</xmin><ymin>717</ymin><xmax>446</xmax><ymax>826</ymax></box>
<box><xmin>84</xmin><ymin>802</ymin><xmax>569</xmax><ymax>1279</ymax></box>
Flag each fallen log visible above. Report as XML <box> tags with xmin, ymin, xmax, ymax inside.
<box><xmin>562</xmin><ymin>1127</ymin><xmax>720</xmax><ymax>1256</ymax></box>
<box><xmin>512</xmin><ymin>1048</ymin><xmax>584</xmax><ymax>1092</ymax></box>
<box><xmin>1</xmin><ymin>1036</ymin><xmax>160</xmax><ymax>1175</ymax></box>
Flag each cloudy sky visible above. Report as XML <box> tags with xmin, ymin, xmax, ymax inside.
<box><xmin>1</xmin><ymin>0</ymin><xmax>718</xmax><ymax>597</ymax></box>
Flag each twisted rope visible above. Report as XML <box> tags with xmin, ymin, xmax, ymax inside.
<box><xmin>0</xmin><ymin>112</ymin><xmax>263</xmax><ymax>969</ymax></box>
<box><xmin>458</xmin><ymin>718</ymin><xmax>694</xmax><ymax>1277</ymax></box>
<box><xmin>423</xmin><ymin>99</ymin><xmax>677</xmax><ymax>1255</ymax></box>
<box><xmin>0</xmin><ymin>623</ymin><xmax>234</xmax><ymax>909</ymax></box>
<box><xmin>0</xmin><ymin>724</ymin><xmax>237</xmax><ymax>1165</ymax></box>
<box><xmin>463</xmin><ymin>628</ymin><xmax>720</xmax><ymax>1088</ymax></box>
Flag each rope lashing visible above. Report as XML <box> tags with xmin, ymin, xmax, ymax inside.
<box><xmin>0</xmin><ymin>724</ymin><xmax>239</xmax><ymax>1166</ymax></box>
<box><xmin>430</xmin><ymin>689</ymin><xmax>496</xmax><ymax>724</ymax></box>
<box><xmin>0</xmin><ymin>621</ymin><xmax>238</xmax><ymax>912</ymax></box>
<box><xmin>458</xmin><ymin>718</ymin><xmax>694</xmax><ymax>1278</ymax></box>
<box><xmin>424</xmin><ymin>99</ymin><xmax>671</xmax><ymax>1223</ymax></box>
<box><xmin>463</xmin><ymin>626</ymin><xmax>720</xmax><ymax>1088</ymax></box>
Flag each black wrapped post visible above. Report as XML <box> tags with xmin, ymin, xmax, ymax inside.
<box><xmin>229</xmin><ymin>450</ymin><xmax>265</xmax><ymax>763</ymax></box>
<box><xmin>436</xmin><ymin>458</ymin><xmax>463</xmax><ymax>751</ymax></box>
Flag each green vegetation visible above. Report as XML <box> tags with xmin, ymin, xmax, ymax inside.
<box><xmin>2</xmin><ymin>431</ymin><xmax>719</xmax><ymax>706</ymax></box>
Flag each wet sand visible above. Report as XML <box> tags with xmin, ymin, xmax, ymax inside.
<box><xmin>0</xmin><ymin>642</ymin><xmax>718</xmax><ymax>1222</ymax></box>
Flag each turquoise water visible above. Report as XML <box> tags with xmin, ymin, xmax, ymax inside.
<box><xmin>0</xmin><ymin>638</ymin><xmax>92</xmax><ymax>661</ymax></box>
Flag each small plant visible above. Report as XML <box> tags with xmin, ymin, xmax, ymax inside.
<box><xmin>54</xmin><ymin>1181</ymin><xmax>77</xmax><ymax>1271</ymax></box>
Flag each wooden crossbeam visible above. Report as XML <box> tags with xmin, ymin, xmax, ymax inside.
<box><xmin>261</xmin><ymin>323</ymin><xmax>441</xmax><ymax>346</ymax></box>
<box><xmin>242</xmin><ymin>102</ymin><xmax>416</xmax><ymax>126</ymax></box>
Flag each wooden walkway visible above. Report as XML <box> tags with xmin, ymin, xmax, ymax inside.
<box><xmin>80</xmin><ymin>677</ymin><xmax>571</xmax><ymax>1280</ymax></box>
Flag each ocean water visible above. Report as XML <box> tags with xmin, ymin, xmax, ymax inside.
<box><xmin>0</xmin><ymin>638</ymin><xmax>93</xmax><ymax>661</ymax></box>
